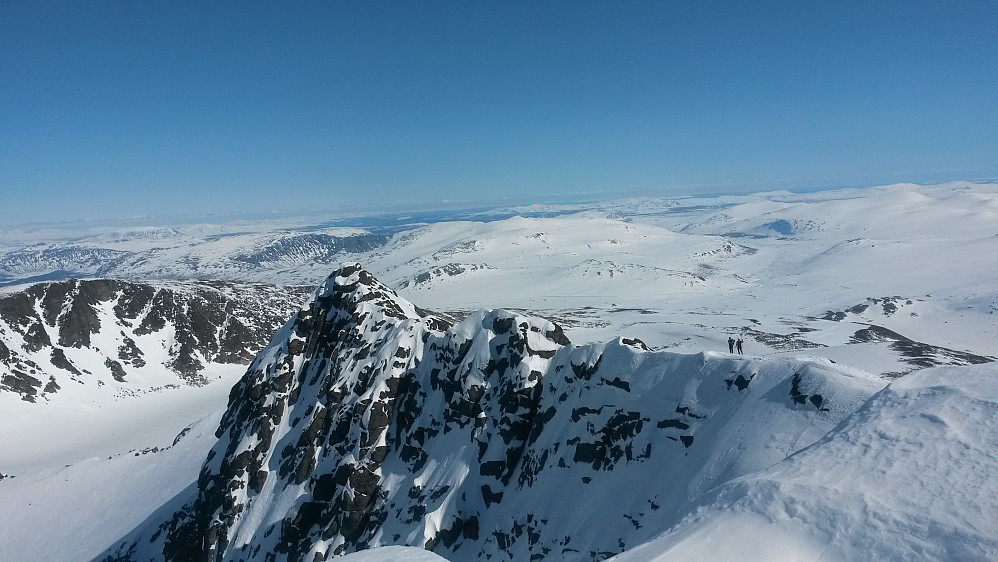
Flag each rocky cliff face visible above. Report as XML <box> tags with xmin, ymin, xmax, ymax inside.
<box><xmin>0</xmin><ymin>279</ymin><xmax>309</xmax><ymax>401</ymax></box>
<box><xmin>104</xmin><ymin>264</ymin><xmax>884</xmax><ymax>561</ymax></box>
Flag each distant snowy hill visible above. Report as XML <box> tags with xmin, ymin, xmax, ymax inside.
<box><xmin>99</xmin><ymin>265</ymin><xmax>997</xmax><ymax>562</ymax></box>
<box><xmin>0</xmin><ymin>278</ymin><xmax>309</xmax><ymax>401</ymax></box>
<box><xmin>0</xmin><ymin>230</ymin><xmax>387</xmax><ymax>287</ymax></box>
<box><xmin>365</xmin><ymin>183</ymin><xmax>997</xmax><ymax>378</ymax></box>
<box><xmin>0</xmin><ymin>246</ymin><xmax>132</xmax><ymax>286</ymax></box>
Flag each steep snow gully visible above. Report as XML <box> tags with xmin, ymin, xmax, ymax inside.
<box><xmin>101</xmin><ymin>264</ymin><xmax>996</xmax><ymax>561</ymax></box>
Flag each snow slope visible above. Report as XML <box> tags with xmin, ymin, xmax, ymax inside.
<box><xmin>614</xmin><ymin>363</ymin><xmax>998</xmax><ymax>561</ymax></box>
<box><xmin>0</xmin><ymin>368</ymin><xmax>242</xmax><ymax>561</ymax></box>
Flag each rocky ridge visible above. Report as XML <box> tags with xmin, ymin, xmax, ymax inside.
<box><xmin>103</xmin><ymin>264</ymin><xmax>885</xmax><ymax>561</ymax></box>
<box><xmin>0</xmin><ymin>279</ymin><xmax>310</xmax><ymax>401</ymax></box>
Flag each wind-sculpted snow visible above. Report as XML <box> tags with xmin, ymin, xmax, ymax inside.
<box><xmin>0</xmin><ymin>279</ymin><xmax>309</xmax><ymax>401</ymax></box>
<box><xmin>614</xmin><ymin>363</ymin><xmax>998</xmax><ymax>561</ymax></box>
<box><xmin>104</xmin><ymin>265</ymin><xmax>887</xmax><ymax>561</ymax></box>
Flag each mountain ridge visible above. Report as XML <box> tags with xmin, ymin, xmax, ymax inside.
<box><xmin>102</xmin><ymin>264</ymin><xmax>888</xmax><ymax>561</ymax></box>
<box><xmin>0</xmin><ymin>278</ymin><xmax>310</xmax><ymax>402</ymax></box>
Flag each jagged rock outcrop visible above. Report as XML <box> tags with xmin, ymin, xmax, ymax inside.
<box><xmin>103</xmin><ymin>264</ymin><xmax>884</xmax><ymax>561</ymax></box>
<box><xmin>0</xmin><ymin>279</ymin><xmax>309</xmax><ymax>401</ymax></box>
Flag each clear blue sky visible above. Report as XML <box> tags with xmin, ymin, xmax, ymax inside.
<box><xmin>2</xmin><ymin>1</ymin><xmax>996</xmax><ymax>224</ymax></box>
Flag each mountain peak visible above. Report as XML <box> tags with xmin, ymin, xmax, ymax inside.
<box><xmin>313</xmin><ymin>263</ymin><xmax>447</xmax><ymax>329</ymax></box>
<box><xmin>108</xmin><ymin>266</ymin><xmax>888</xmax><ymax>561</ymax></box>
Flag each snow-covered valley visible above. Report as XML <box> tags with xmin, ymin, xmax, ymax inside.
<box><xmin>1</xmin><ymin>182</ymin><xmax>996</xmax><ymax>561</ymax></box>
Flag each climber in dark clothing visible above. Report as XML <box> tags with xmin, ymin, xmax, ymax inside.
<box><xmin>736</xmin><ymin>338</ymin><xmax>744</xmax><ymax>355</ymax></box>
<box><xmin>728</xmin><ymin>337</ymin><xmax>736</xmax><ymax>353</ymax></box>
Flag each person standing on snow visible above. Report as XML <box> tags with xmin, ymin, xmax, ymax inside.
<box><xmin>728</xmin><ymin>336</ymin><xmax>736</xmax><ymax>353</ymax></box>
<box><xmin>736</xmin><ymin>338</ymin><xmax>744</xmax><ymax>355</ymax></box>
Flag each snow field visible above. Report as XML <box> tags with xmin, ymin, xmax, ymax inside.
<box><xmin>0</xmin><ymin>367</ymin><xmax>243</xmax><ymax>561</ymax></box>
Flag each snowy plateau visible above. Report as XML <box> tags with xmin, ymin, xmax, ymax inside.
<box><xmin>0</xmin><ymin>182</ymin><xmax>996</xmax><ymax>561</ymax></box>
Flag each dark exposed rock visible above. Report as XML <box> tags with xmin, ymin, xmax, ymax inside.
<box><xmin>117</xmin><ymin>336</ymin><xmax>146</xmax><ymax>368</ymax></box>
<box><xmin>545</xmin><ymin>325</ymin><xmax>571</xmax><ymax>346</ymax></box>
<box><xmin>572</xmin><ymin>406</ymin><xmax>604</xmax><ymax>423</ymax></box>
<box><xmin>50</xmin><ymin>348</ymin><xmax>83</xmax><ymax>376</ymax></box>
<box><xmin>823</xmin><ymin>297</ymin><xmax>920</xmax><ymax>322</ymax></box>
<box><xmin>850</xmin><ymin>323</ymin><xmax>994</xmax><ymax>369</ymax></box>
<box><xmin>172</xmin><ymin>426</ymin><xmax>193</xmax><ymax>446</ymax></box>
<box><xmin>742</xmin><ymin>327</ymin><xmax>824</xmax><ymax>351</ymax></box>
<box><xmin>571</xmin><ymin>355</ymin><xmax>602</xmax><ymax>380</ymax></box>
<box><xmin>620</xmin><ymin>338</ymin><xmax>649</xmax><ymax>350</ymax></box>
<box><xmin>481</xmin><ymin>485</ymin><xmax>504</xmax><ymax>507</ymax></box>
<box><xmin>724</xmin><ymin>373</ymin><xmax>754</xmax><ymax>391</ymax></box>
<box><xmin>675</xmin><ymin>404</ymin><xmax>706</xmax><ymax>419</ymax></box>
<box><xmin>657</xmin><ymin>419</ymin><xmax>690</xmax><ymax>430</ymax></box>
<box><xmin>790</xmin><ymin>373</ymin><xmax>828</xmax><ymax>411</ymax></box>
<box><xmin>602</xmin><ymin>377</ymin><xmax>631</xmax><ymax>392</ymax></box>
<box><xmin>1</xmin><ymin>372</ymin><xmax>41</xmax><ymax>402</ymax></box>
<box><xmin>58</xmin><ymin>280</ymin><xmax>119</xmax><ymax>348</ymax></box>
<box><xmin>43</xmin><ymin>376</ymin><xmax>60</xmax><ymax>394</ymax></box>
<box><xmin>105</xmin><ymin>358</ymin><xmax>127</xmax><ymax>382</ymax></box>
<box><xmin>0</xmin><ymin>278</ymin><xmax>308</xmax><ymax>399</ymax></box>
<box><xmin>0</xmin><ymin>292</ymin><xmax>52</xmax><ymax>351</ymax></box>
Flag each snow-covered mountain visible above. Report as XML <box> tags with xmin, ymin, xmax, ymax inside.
<box><xmin>2</xmin><ymin>182</ymin><xmax>997</xmax><ymax>561</ymax></box>
<box><xmin>0</xmin><ymin>278</ymin><xmax>310</xmax><ymax>401</ymax></box>
<box><xmin>98</xmin><ymin>265</ymin><xmax>996</xmax><ymax>561</ymax></box>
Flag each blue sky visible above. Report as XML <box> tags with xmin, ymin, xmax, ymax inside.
<box><xmin>2</xmin><ymin>1</ymin><xmax>996</xmax><ymax>224</ymax></box>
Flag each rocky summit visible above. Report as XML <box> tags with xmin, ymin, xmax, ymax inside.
<box><xmin>104</xmin><ymin>264</ymin><xmax>885</xmax><ymax>561</ymax></box>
